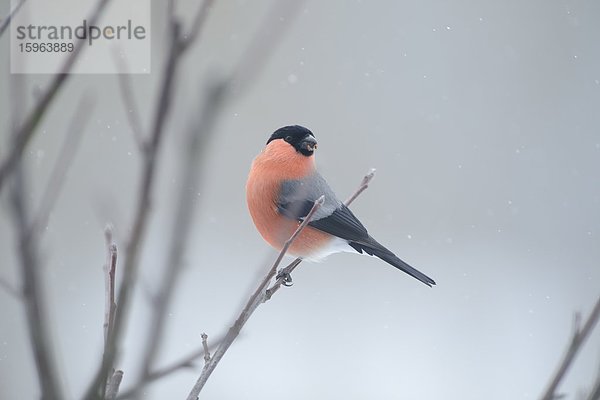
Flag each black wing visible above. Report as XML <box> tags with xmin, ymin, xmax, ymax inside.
<box><xmin>308</xmin><ymin>204</ymin><xmax>369</xmax><ymax>242</ymax></box>
<box><xmin>276</xmin><ymin>176</ymin><xmax>436</xmax><ymax>286</ymax></box>
<box><xmin>310</xmin><ymin>206</ymin><xmax>436</xmax><ymax>286</ymax></box>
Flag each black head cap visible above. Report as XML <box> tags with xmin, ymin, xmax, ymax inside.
<box><xmin>266</xmin><ymin>125</ymin><xmax>317</xmax><ymax>156</ymax></box>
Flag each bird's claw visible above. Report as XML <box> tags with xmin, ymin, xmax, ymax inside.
<box><xmin>276</xmin><ymin>270</ymin><xmax>294</xmax><ymax>287</ymax></box>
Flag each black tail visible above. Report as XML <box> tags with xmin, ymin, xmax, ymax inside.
<box><xmin>349</xmin><ymin>237</ymin><xmax>436</xmax><ymax>287</ymax></box>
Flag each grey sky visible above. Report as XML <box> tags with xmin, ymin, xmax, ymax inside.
<box><xmin>1</xmin><ymin>0</ymin><xmax>599</xmax><ymax>399</ymax></box>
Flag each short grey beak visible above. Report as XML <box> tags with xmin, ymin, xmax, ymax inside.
<box><xmin>300</xmin><ymin>136</ymin><xmax>317</xmax><ymax>152</ymax></box>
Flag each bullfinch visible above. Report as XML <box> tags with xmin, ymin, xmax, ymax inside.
<box><xmin>246</xmin><ymin>125</ymin><xmax>436</xmax><ymax>287</ymax></box>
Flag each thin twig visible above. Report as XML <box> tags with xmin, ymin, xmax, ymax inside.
<box><xmin>132</xmin><ymin>79</ymin><xmax>227</xmax><ymax>399</ymax></box>
<box><xmin>540</xmin><ymin>295</ymin><xmax>600</xmax><ymax>400</ymax></box>
<box><xmin>186</xmin><ymin>196</ymin><xmax>325</xmax><ymax>399</ymax></box>
<box><xmin>115</xmin><ymin>336</ymin><xmax>224</xmax><ymax>400</ymax></box>
<box><xmin>105</xmin><ymin>370</ymin><xmax>124</xmax><ymax>400</ymax></box>
<box><xmin>344</xmin><ymin>168</ymin><xmax>376</xmax><ymax>206</ymax></box>
<box><xmin>0</xmin><ymin>0</ymin><xmax>26</xmax><ymax>37</ymax></box>
<box><xmin>0</xmin><ymin>0</ymin><xmax>112</xmax><ymax>195</ymax></box>
<box><xmin>8</xmin><ymin>54</ymin><xmax>63</xmax><ymax>400</ymax></box>
<box><xmin>102</xmin><ymin>228</ymin><xmax>118</xmax><ymax>352</ymax></box>
<box><xmin>31</xmin><ymin>93</ymin><xmax>95</xmax><ymax>234</ymax></box>
<box><xmin>96</xmin><ymin>229</ymin><xmax>119</xmax><ymax>400</ymax></box>
<box><xmin>10</xmin><ymin>140</ymin><xmax>63</xmax><ymax>400</ymax></box>
<box><xmin>201</xmin><ymin>334</ymin><xmax>211</xmax><ymax>363</ymax></box>
<box><xmin>266</xmin><ymin>169</ymin><xmax>377</xmax><ymax>297</ymax></box>
<box><xmin>131</xmin><ymin>8</ymin><xmax>222</xmax><ymax>400</ymax></box>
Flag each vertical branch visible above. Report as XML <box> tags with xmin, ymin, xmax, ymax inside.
<box><xmin>201</xmin><ymin>334</ymin><xmax>211</xmax><ymax>363</ymax></box>
<box><xmin>7</xmin><ymin>54</ymin><xmax>63</xmax><ymax>400</ymax></box>
<box><xmin>105</xmin><ymin>370</ymin><xmax>124</xmax><ymax>400</ymax></box>
<box><xmin>94</xmin><ymin>0</ymin><xmax>302</xmax><ymax>397</ymax></box>
<box><xmin>9</xmin><ymin>163</ymin><xmax>64</xmax><ymax>400</ymax></box>
<box><xmin>102</xmin><ymin>228</ymin><xmax>118</xmax><ymax>354</ymax></box>
<box><xmin>83</xmin><ymin>2</ymin><xmax>215</xmax><ymax>398</ymax></box>
<box><xmin>540</xmin><ymin>295</ymin><xmax>600</xmax><ymax>400</ymax></box>
<box><xmin>97</xmin><ymin>227</ymin><xmax>119</xmax><ymax>400</ymax></box>
<box><xmin>133</xmin><ymin>79</ymin><xmax>226</xmax><ymax>398</ymax></box>
<box><xmin>130</xmin><ymin>0</ymin><xmax>306</xmax><ymax>396</ymax></box>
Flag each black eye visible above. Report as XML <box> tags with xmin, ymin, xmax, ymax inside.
<box><xmin>284</xmin><ymin>136</ymin><xmax>293</xmax><ymax>143</ymax></box>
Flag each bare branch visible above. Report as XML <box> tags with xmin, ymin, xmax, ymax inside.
<box><xmin>102</xmin><ymin>228</ymin><xmax>118</xmax><ymax>353</ymax></box>
<box><xmin>115</xmin><ymin>335</ymin><xmax>224</xmax><ymax>400</ymax></box>
<box><xmin>344</xmin><ymin>168</ymin><xmax>376</xmax><ymax>206</ymax></box>
<box><xmin>105</xmin><ymin>370</ymin><xmax>124</xmax><ymax>400</ymax></box>
<box><xmin>0</xmin><ymin>0</ymin><xmax>112</xmax><ymax>194</ymax></box>
<box><xmin>0</xmin><ymin>0</ymin><xmax>26</xmax><ymax>37</ymax></box>
<box><xmin>84</xmin><ymin>2</ymin><xmax>216</xmax><ymax>398</ymax></box>
<box><xmin>186</xmin><ymin>196</ymin><xmax>325</xmax><ymax>399</ymax></box>
<box><xmin>31</xmin><ymin>92</ymin><xmax>95</xmax><ymax>234</ymax></box>
<box><xmin>94</xmin><ymin>227</ymin><xmax>119</xmax><ymax>400</ymax></box>
<box><xmin>9</xmin><ymin>137</ymin><xmax>63</xmax><ymax>399</ymax></box>
<box><xmin>131</xmin><ymin>78</ymin><xmax>226</xmax><ymax>399</ymax></box>
<box><xmin>131</xmin><ymin>51</ymin><xmax>226</xmax><ymax>400</ymax></box>
<box><xmin>201</xmin><ymin>334</ymin><xmax>211</xmax><ymax>363</ymax></box>
<box><xmin>7</xmin><ymin>53</ymin><xmax>63</xmax><ymax>400</ymax></box>
<box><xmin>93</xmin><ymin>1</ymin><xmax>303</xmax><ymax>396</ymax></box>
<box><xmin>540</xmin><ymin>295</ymin><xmax>600</xmax><ymax>400</ymax></box>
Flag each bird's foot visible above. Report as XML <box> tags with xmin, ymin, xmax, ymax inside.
<box><xmin>276</xmin><ymin>269</ymin><xmax>294</xmax><ymax>287</ymax></box>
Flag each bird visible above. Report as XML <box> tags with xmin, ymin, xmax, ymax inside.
<box><xmin>246</xmin><ymin>125</ymin><xmax>436</xmax><ymax>287</ymax></box>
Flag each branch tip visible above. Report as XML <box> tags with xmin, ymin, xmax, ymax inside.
<box><xmin>345</xmin><ymin>168</ymin><xmax>377</xmax><ymax>206</ymax></box>
<box><xmin>201</xmin><ymin>333</ymin><xmax>211</xmax><ymax>363</ymax></box>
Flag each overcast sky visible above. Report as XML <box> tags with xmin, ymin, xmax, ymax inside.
<box><xmin>1</xmin><ymin>0</ymin><xmax>599</xmax><ymax>399</ymax></box>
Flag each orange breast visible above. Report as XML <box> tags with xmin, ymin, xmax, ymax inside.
<box><xmin>246</xmin><ymin>141</ymin><xmax>333</xmax><ymax>258</ymax></box>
